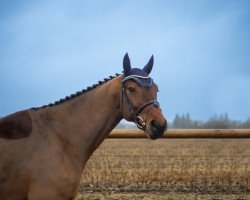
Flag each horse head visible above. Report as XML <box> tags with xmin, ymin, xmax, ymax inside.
<box><xmin>120</xmin><ymin>53</ymin><xmax>167</xmax><ymax>139</ymax></box>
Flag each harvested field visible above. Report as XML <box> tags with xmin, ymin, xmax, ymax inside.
<box><xmin>77</xmin><ymin>138</ymin><xmax>250</xmax><ymax>199</ymax></box>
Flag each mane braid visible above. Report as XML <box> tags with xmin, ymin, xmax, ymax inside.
<box><xmin>31</xmin><ymin>73</ymin><xmax>121</xmax><ymax>111</ymax></box>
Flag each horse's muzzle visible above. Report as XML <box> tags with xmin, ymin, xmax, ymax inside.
<box><xmin>148</xmin><ymin>119</ymin><xmax>167</xmax><ymax>140</ymax></box>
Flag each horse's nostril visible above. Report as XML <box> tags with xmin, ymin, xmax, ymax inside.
<box><xmin>163</xmin><ymin>121</ymin><xmax>167</xmax><ymax>131</ymax></box>
<box><xmin>150</xmin><ymin>120</ymin><xmax>157</xmax><ymax>128</ymax></box>
<box><xmin>150</xmin><ymin>119</ymin><xmax>167</xmax><ymax>134</ymax></box>
<box><xmin>164</xmin><ymin>119</ymin><xmax>168</xmax><ymax>131</ymax></box>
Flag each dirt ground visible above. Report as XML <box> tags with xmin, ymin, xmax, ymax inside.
<box><xmin>77</xmin><ymin>191</ymin><xmax>249</xmax><ymax>200</ymax></box>
<box><xmin>77</xmin><ymin>138</ymin><xmax>250</xmax><ymax>199</ymax></box>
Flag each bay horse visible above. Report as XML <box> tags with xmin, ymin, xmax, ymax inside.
<box><xmin>0</xmin><ymin>54</ymin><xmax>167</xmax><ymax>200</ymax></box>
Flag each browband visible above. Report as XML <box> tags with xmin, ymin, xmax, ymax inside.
<box><xmin>121</xmin><ymin>75</ymin><xmax>153</xmax><ymax>88</ymax></box>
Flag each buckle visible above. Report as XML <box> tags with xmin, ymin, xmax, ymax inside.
<box><xmin>153</xmin><ymin>101</ymin><xmax>160</xmax><ymax>107</ymax></box>
<box><xmin>135</xmin><ymin>116</ymin><xmax>146</xmax><ymax>130</ymax></box>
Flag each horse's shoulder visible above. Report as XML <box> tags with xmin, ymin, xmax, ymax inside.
<box><xmin>0</xmin><ymin>110</ymin><xmax>32</xmax><ymax>139</ymax></box>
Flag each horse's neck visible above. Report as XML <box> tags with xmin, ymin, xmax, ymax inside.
<box><xmin>35</xmin><ymin>76</ymin><xmax>122</xmax><ymax>164</ymax></box>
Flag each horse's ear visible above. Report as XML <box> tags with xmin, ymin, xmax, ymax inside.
<box><xmin>143</xmin><ymin>55</ymin><xmax>154</xmax><ymax>74</ymax></box>
<box><xmin>123</xmin><ymin>53</ymin><xmax>131</xmax><ymax>75</ymax></box>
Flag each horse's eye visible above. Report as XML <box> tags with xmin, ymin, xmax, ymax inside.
<box><xmin>128</xmin><ymin>87</ymin><xmax>135</xmax><ymax>92</ymax></box>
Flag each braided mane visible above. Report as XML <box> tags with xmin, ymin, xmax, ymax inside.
<box><xmin>32</xmin><ymin>73</ymin><xmax>120</xmax><ymax>111</ymax></box>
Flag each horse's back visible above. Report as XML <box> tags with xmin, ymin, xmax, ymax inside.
<box><xmin>0</xmin><ymin>110</ymin><xmax>32</xmax><ymax>139</ymax></box>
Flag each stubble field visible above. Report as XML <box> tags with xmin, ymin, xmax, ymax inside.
<box><xmin>77</xmin><ymin>137</ymin><xmax>250</xmax><ymax>199</ymax></box>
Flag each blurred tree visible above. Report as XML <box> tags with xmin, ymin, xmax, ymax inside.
<box><xmin>171</xmin><ymin>113</ymin><xmax>250</xmax><ymax>129</ymax></box>
<box><xmin>242</xmin><ymin>118</ymin><xmax>250</xmax><ymax>128</ymax></box>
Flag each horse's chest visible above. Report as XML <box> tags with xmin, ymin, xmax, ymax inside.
<box><xmin>46</xmin><ymin>159</ymin><xmax>82</xmax><ymax>190</ymax></box>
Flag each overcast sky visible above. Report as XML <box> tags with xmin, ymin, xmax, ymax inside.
<box><xmin>0</xmin><ymin>0</ymin><xmax>250</xmax><ymax>121</ymax></box>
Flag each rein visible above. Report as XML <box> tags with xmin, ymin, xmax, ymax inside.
<box><xmin>121</xmin><ymin>79</ymin><xmax>160</xmax><ymax>130</ymax></box>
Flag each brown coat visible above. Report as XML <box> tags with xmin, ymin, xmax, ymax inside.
<box><xmin>0</xmin><ymin>76</ymin><xmax>122</xmax><ymax>200</ymax></box>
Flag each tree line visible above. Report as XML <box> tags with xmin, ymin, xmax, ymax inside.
<box><xmin>171</xmin><ymin>113</ymin><xmax>250</xmax><ymax>129</ymax></box>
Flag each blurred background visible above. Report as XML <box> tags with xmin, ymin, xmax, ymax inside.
<box><xmin>1</xmin><ymin>0</ymin><xmax>250</xmax><ymax>127</ymax></box>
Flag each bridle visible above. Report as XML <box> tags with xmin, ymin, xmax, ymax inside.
<box><xmin>121</xmin><ymin>77</ymin><xmax>160</xmax><ymax>130</ymax></box>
